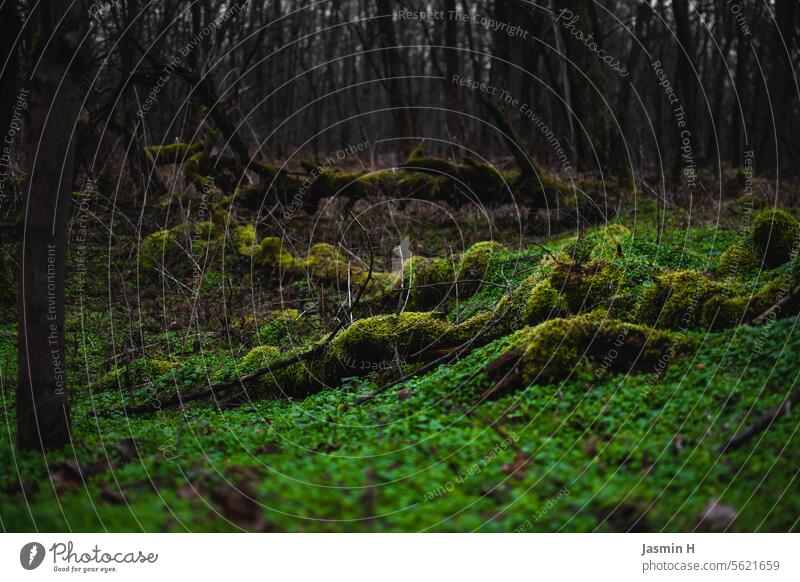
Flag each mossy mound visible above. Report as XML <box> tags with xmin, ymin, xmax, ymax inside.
<box><xmin>401</xmin><ymin>241</ymin><xmax>511</xmax><ymax>308</ymax></box>
<box><xmin>717</xmin><ymin>241</ymin><xmax>758</xmax><ymax>277</ymax></box>
<box><xmin>231</xmin><ymin>224</ymin><xmax>258</xmax><ymax>258</ymax></box>
<box><xmin>752</xmin><ymin>209</ymin><xmax>799</xmax><ymax>268</ymax></box>
<box><xmin>701</xmin><ymin>274</ymin><xmax>799</xmax><ymax>330</ymax></box>
<box><xmin>485</xmin><ymin>316</ymin><xmax>681</xmax><ymax>397</ymax></box>
<box><xmin>523</xmin><ymin>279</ymin><xmax>569</xmax><ymax>324</ymax></box>
<box><xmin>303</xmin><ymin>243</ymin><xmax>363</xmax><ymax>283</ymax></box>
<box><xmin>330</xmin><ymin>311</ymin><xmax>450</xmax><ymax>366</ymax></box>
<box><xmin>636</xmin><ymin>270</ymin><xmax>731</xmax><ymax>329</ymax></box>
<box><xmin>565</xmin><ymin>224</ymin><xmax>630</xmax><ymax>263</ymax></box>
<box><xmin>403</xmin><ymin>255</ymin><xmax>458</xmax><ymax>309</ymax></box>
<box><xmin>141</xmin><ymin>220</ymin><xmax>229</xmax><ymax>272</ymax></box>
<box><xmin>492</xmin><ymin>274</ymin><xmax>543</xmax><ymax>336</ymax></box>
<box><xmin>549</xmin><ymin>260</ymin><xmax>627</xmax><ymax>313</ymax></box>
<box><xmin>701</xmin><ymin>294</ymin><xmax>750</xmax><ymax>330</ymax></box>
<box><xmin>258</xmin><ymin>237</ymin><xmax>301</xmax><ymax>275</ymax></box>
<box><xmin>254</xmin><ymin>238</ymin><xmax>374</xmax><ymax>287</ymax></box>
<box><xmin>89</xmin><ymin>358</ymin><xmax>176</xmax><ymax>392</ymax></box>
<box><xmin>223</xmin><ymin>345</ymin><xmax>314</xmax><ymax>398</ymax></box>
<box><xmin>457</xmin><ymin>241</ymin><xmax>508</xmax><ymax>295</ymax></box>
<box><xmin>443</xmin><ymin>311</ymin><xmax>495</xmax><ymax>346</ymax></box>
<box><xmin>253</xmin><ymin>309</ymin><xmax>315</xmax><ymax>347</ymax></box>
<box><xmin>140</xmin><ymin>228</ymin><xmax>183</xmax><ymax>271</ymax></box>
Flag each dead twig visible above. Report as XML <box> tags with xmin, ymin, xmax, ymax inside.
<box><xmin>717</xmin><ymin>389</ymin><xmax>800</xmax><ymax>454</ymax></box>
<box><xmin>749</xmin><ymin>284</ymin><xmax>800</xmax><ymax>326</ymax></box>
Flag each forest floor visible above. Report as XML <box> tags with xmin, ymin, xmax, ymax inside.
<box><xmin>1</xmin><ymin>169</ymin><xmax>799</xmax><ymax>532</ymax></box>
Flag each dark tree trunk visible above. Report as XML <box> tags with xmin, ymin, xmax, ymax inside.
<box><xmin>758</xmin><ymin>0</ymin><xmax>797</xmax><ymax>171</ymax></box>
<box><xmin>375</xmin><ymin>0</ymin><xmax>413</xmax><ymax>150</ymax></box>
<box><xmin>444</xmin><ymin>0</ymin><xmax>459</xmax><ymax>138</ymax></box>
<box><xmin>17</xmin><ymin>1</ymin><xmax>84</xmax><ymax>451</ymax></box>
<box><xmin>671</xmin><ymin>0</ymin><xmax>699</xmax><ymax>178</ymax></box>
<box><xmin>729</xmin><ymin>7</ymin><xmax>752</xmax><ymax>167</ymax></box>
<box><xmin>559</xmin><ymin>0</ymin><xmax>611</xmax><ymax>170</ymax></box>
<box><xmin>0</xmin><ymin>0</ymin><xmax>20</xmax><ymax>144</ymax></box>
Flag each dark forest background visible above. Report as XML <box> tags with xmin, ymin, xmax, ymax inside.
<box><xmin>3</xmin><ymin>0</ymin><xmax>799</xmax><ymax>197</ymax></box>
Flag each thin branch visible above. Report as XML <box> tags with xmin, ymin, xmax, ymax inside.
<box><xmin>717</xmin><ymin>389</ymin><xmax>800</xmax><ymax>454</ymax></box>
<box><xmin>750</xmin><ymin>284</ymin><xmax>800</xmax><ymax>326</ymax></box>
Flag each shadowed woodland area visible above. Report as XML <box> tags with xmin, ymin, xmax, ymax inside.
<box><xmin>1</xmin><ymin>0</ymin><xmax>800</xmax><ymax>532</ymax></box>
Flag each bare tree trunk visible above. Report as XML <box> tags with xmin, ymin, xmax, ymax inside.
<box><xmin>0</xmin><ymin>0</ymin><xmax>20</xmax><ymax>143</ymax></box>
<box><xmin>758</xmin><ymin>0</ymin><xmax>797</xmax><ymax>171</ymax></box>
<box><xmin>444</xmin><ymin>0</ymin><xmax>459</xmax><ymax>140</ymax></box>
<box><xmin>558</xmin><ymin>0</ymin><xmax>610</xmax><ymax>170</ymax></box>
<box><xmin>17</xmin><ymin>1</ymin><xmax>84</xmax><ymax>451</ymax></box>
<box><xmin>729</xmin><ymin>5</ymin><xmax>752</xmax><ymax>167</ymax></box>
<box><xmin>375</xmin><ymin>0</ymin><xmax>413</xmax><ymax>150</ymax></box>
<box><xmin>671</xmin><ymin>0</ymin><xmax>699</xmax><ymax>178</ymax></box>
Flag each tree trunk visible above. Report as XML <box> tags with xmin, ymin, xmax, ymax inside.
<box><xmin>558</xmin><ymin>0</ymin><xmax>611</xmax><ymax>170</ymax></box>
<box><xmin>444</xmin><ymin>0</ymin><xmax>459</xmax><ymax>139</ymax></box>
<box><xmin>375</xmin><ymin>0</ymin><xmax>413</xmax><ymax>151</ymax></box>
<box><xmin>758</xmin><ymin>0</ymin><xmax>797</xmax><ymax>171</ymax></box>
<box><xmin>0</xmin><ymin>0</ymin><xmax>20</xmax><ymax>143</ymax></box>
<box><xmin>17</xmin><ymin>1</ymin><xmax>84</xmax><ymax>451</ymax></box>
<box><xmin>729</xmin><ymin>3</ymin><xmax>752</xmax><ymax>167</ymax></box>
<box><xmin>671</xmin><ymin>0</ymin><xmax>699</xmax><ymax>178</ymax></box>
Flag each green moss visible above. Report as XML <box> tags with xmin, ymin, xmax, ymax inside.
<box><xmin>183</xmin><ymin>151</ymin><xmax>211</xmax><ymax>186</ymax></box>
<box><xmin>702</xmin><ymin>294</ymin><xmax>749</xmax><ymax>330</ymax></box>
<box><xmin>302</xmin><ymin>243</ymin><xmax>371</xmax><ymax>285</ymax></box>
<box><xmin>232</xmin><ymin>224</ymin><xmax>258</xmax><ymax>258</ymax></box>
<box><xmin>700</xmin><ymin>274</ymin><xmax>793</xmax><ymax>329</ymax></box>
<box><xmin>254</xmin><ymin>309</ymin><xmax>311</xmax><ymax>347</ymax></box>
<box><xmin>402</xmin><ymin>156</ymin><xmax>457</xmax><ymax>175</ymax></box>
<box><xmin>590</xmin><ymin>224</ymin><xmax>631</xmax><ymax>260</ymax></box>
<box><xmin>307</xmin><ymin>170</ymin><xmax>368</xmax><ymax>207</ymax></box>
<box><xmin>636</xmin><ymin>270</ymin><xmax>730</xmax><ymax>329</ymax></box>
<box><xmin>444</xmin><ymin>311</ymin><xmax>494</xmax><ymax>345</ymax></box>
<box><xmin>330</xmin><ymin>312</ymin><xmax>449</xmax><ymax>365</ymax></box>
<box><xmin>523</xmin><ymin>279</ymin><xmax>569</xmax><ymax>324</ymax></box>
<box><xmin>400</xmin><ymin>150</ymin><xmax>513</xmax><ymax>204</ymax></box>
<box><xmin>717</xmin><ymin>241</ymin><xmax>758</xmax><ymax>277</ymax></box>
<box><xmin>191</xmin><ymin>220</ymin><xmax>227</xmax><ymax>264</ymax></box>
<box><xmin>457</xmin><ymin>241</ymin><xmax>508</xmax><ymax>294</ymax></box>
<box><xmin>501</xmin><ymin>316</ymin><xmax>679</xmax><ymax>386</ymax></box>
<box><xmin>564</xmin><ymin>224</ymin><xmax>630</xmax><ymax>263</ymax></box>
<box><xmin>404</xmin><ymin>255</ymin><xmax>458</xmax><ymax>308</ymax></box>
<box><xmin>141</xmin><ymin>228</ymin><xmax>181</xmax><ymax>270</ymax></box>
<box><xmin>89</xmin><ymin>358</ymin><xmax>176</xmax><ymax>392</ymax></box>
<box><xmin>493</xmin><ymin>274</ymin><xmax>542</xmax><ymax>336</ymax></box>
<box><xmin>752</xmin><ymin>209</ymin><xmax>799</xmax><ymax>267</ymax></box>
<box><xmin>241</xmin><ymin>345</ymin><xmax>281</xmax><ymax>370</ymax></box>
<box><xmin>750</xmin><ymin>275</ymin><xmax>792</xmax><ymax>315</ymax></box>
<box><xmin>258</xmin><ymin>237</ymin><xmax>300</xmax><ymax>274</ymax></box>
<box><xmin>145</xmin><ymin>142</ymin><xmax>203</xmax><ymax>166</ymax></box>
<box><xmin>549</xmin><ymin>260</ymin><xmax>626</xmax><ymax>313</ymax></box>
<box><xmin>227</xmin><ymin>345</ymin><xmax>313</xmax><ymax>397</ymax></box>
<box><xmin>407</xmin><ymin>140</ymin><xmax>427</xmax><ymax>160</ymax></box>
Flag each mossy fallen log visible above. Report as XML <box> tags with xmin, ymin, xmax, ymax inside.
<box><xmin>483</xmin><ymin>316</ymin><xmax>684</xmax><ymax>400</ymax></box>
